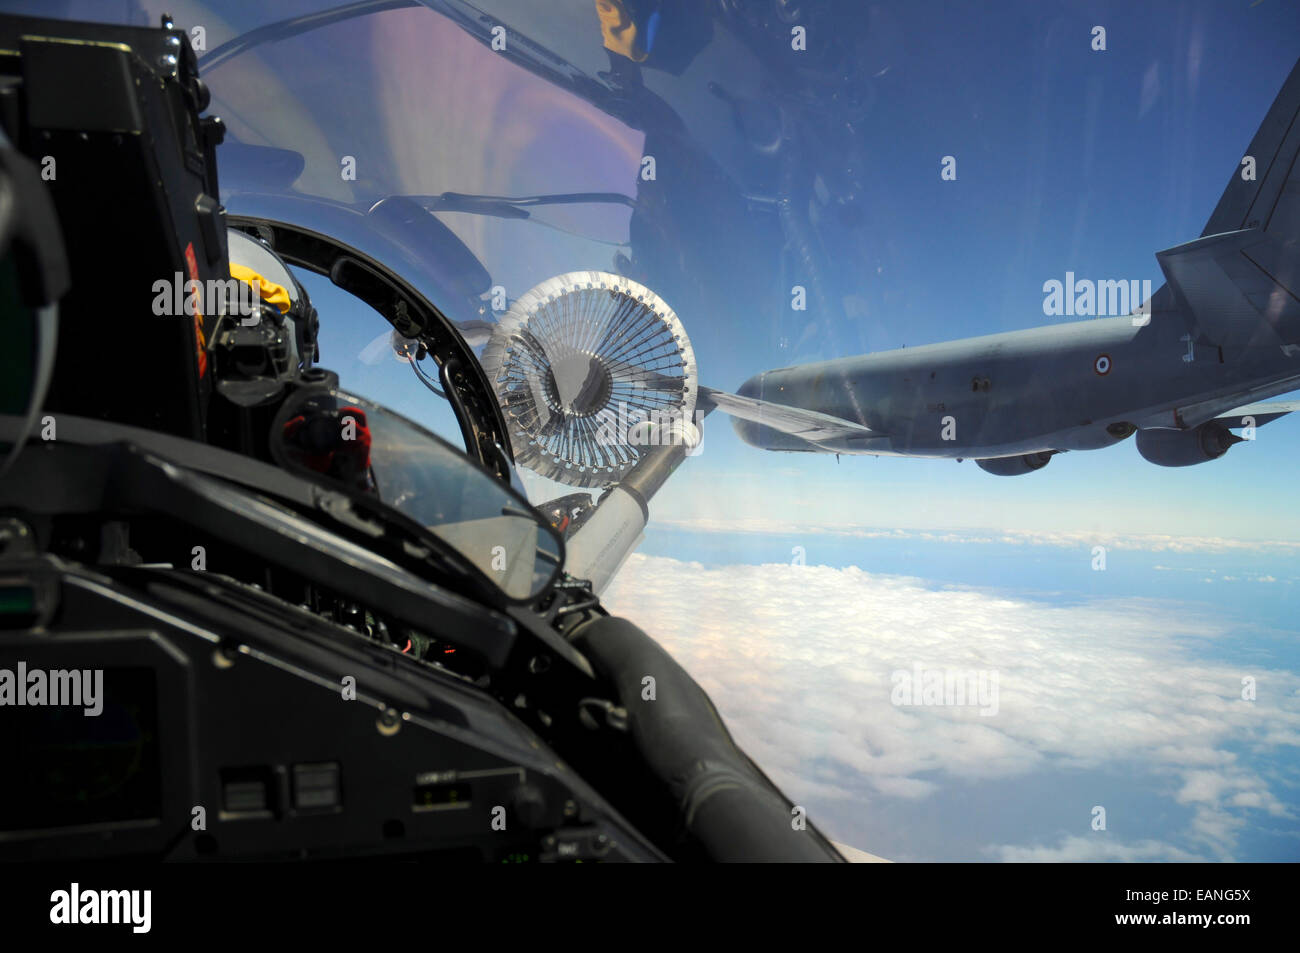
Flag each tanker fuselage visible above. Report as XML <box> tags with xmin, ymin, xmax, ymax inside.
<box><xmin>730</xmin><ymin>309</ymin><xmax>1296</xmax><ymax>459</ymax></box>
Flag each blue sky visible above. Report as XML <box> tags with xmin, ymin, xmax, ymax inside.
<box><xmin>266</xmin><ymin>0</ymin><xmax>1300</xmax><ymax>544</ymax></box>
<box><xmin>661</xmin><ymin>0</ymin><xmax>1300</xmax><ymax>545</ymax></box>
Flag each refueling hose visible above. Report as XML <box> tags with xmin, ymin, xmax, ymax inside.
<box><xmin>571</xmin><ymin>614</ymin><xmax>846</xmax><ymax>862</ymax></box>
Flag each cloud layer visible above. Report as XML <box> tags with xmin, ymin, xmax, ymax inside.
<box><xmin>653</xmin><ymin>518</ymin><xmax>1300</xmax><ymax>555</ymax></box>
<box><xmin>602</xmin><ymin>554</ymin><xmax>1300</xmax><ymax>861</ymax></box>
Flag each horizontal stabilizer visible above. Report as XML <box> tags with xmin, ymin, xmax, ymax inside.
<box><xmin>1135</xmin><ymin>370</ymin><xmax>1300</xmax><ymax>430</ymax></box>
<box><xmin>700</xmin><ymin>386</ymin><xmax>877</xmax><ymax>445</ymax></box>
<box><xmin>1213</xmin><ymin>399</ymin><xmax>1300</xmax><ymax>429</ymax></box>
<box><xmin>1156</xmin><ymin>228</ymin><xmax>1300</xmax><ymax>349</ymax></box>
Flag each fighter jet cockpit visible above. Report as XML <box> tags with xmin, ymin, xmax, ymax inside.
<box><xmin>220</xmin><ymin>222</ymin><xmax>564</xmax><ymax>603</ymax></box>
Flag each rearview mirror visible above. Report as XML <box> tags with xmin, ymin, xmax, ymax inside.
<box><xmin>270</xmin><ymin>383</ymin><xmax>564</xmax><ymax>602</ymax></box>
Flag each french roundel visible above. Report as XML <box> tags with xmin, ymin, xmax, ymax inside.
<box><xmin>1094</xmin><ymin>354</ymin><xmax>1111</xmax><ymax>376</ymax></box>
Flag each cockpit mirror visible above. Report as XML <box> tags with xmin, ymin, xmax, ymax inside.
<box><xmin>270</xmin><ymin>383</ymin><xmax>564</xmax><ymax>602</ymax></box>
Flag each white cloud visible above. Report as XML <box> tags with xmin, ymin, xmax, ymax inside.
<box><xmin>602</xmin><ymin>555</ymin><xmax>1300</xmax><ymax>861</ymax></box>
<box><xmin>991</xmin><ymin>835</ymin><xmax>1202</xmax><ymax>863</ymax></box>
<box><xmin>652</xmin><ymin>518</ymin><xmax>1300</xmax><ymax>555</ymax></box>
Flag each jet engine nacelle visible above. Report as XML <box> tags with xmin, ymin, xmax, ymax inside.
<box><xmin>1135</xmin><ymin>421</ymin><xmax>1242</xmax><ymax>467</ymax></box>
<box><xmin>975</xmin><ymin>451</ymin><xmax>1054</xmax><ymax>476</ymax></box>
